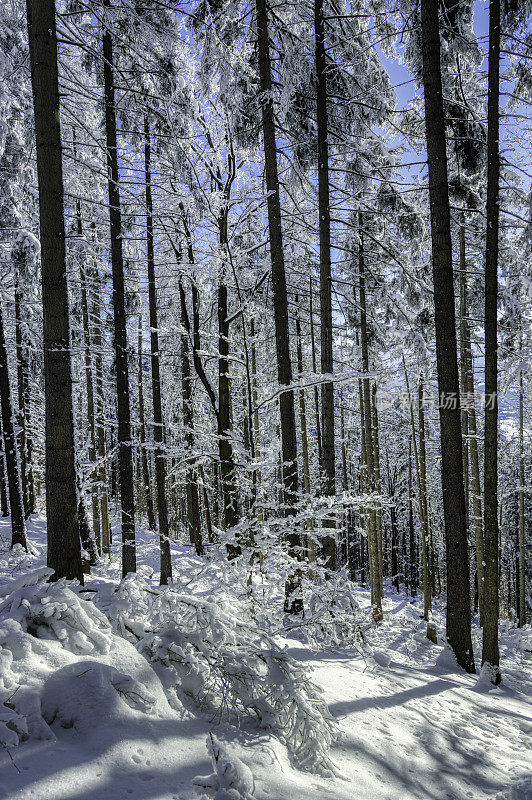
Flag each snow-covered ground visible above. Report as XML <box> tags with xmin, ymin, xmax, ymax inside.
<box><xmin>0</xmin><ymin>516</ymin><xmax>530</xmax><ymax>800</ymax></box>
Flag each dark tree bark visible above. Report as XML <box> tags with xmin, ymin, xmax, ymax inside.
<box><xmin>315</xmin><ymin>0</ymin><xmax>336</xmax><ymax>570</ymax></box>
<box><xmin>309</xmin><ymin>277</ymin><xmax>322</xmax><ymax>467</ymax></box>
<box><xmin>408</xmin><ymin>434</ymin><xmax>417</xmax><ymax>597</ymax></box>
<box><xmin>216</xmin><ymin>177</ymin><xmax>240</xmax><ymax>551</ymax></box>
<box><xmin>295</xmin><ymin>299</ymin><xmax>313</xmax><ymax>561</ymax></box>
<box><xmin>358</xmin><ymin>220</ymin><xmax>381</xmax><ymax>615</ymax></box>
<box><xmin>0</xmin><ymin>419</ymin><xmax>8</xmax><ymax>517</ymax></box>
<box><xmin>217</xmin><ymin>276</ymin><xmax>240</xmax><ymax>546</ymax></box>
<box><xmin>26</xmin><ymin>0</ymin><xmax>82</xmax><ymax>580</ymax></box>
<box><xmin>102</xmin><ymin>7</ymin><xmax>136</xmax><ymax>576</ymax></box>
<box><xmin>91</xmin><ymin>263</ymin><xmax>111</xmax><ymax>555</ymax></box>
<box><xmin>418</xmin><ymin>377</ymin><xmax>431</xmax><ymax>621</ymax></box>
<box><xmin>14</xmin><ymin>284</ymin><xmax>30</xmax><ymax>518</ymax></box>
<box><xmin>460</xmin><ymin>225</ymin><xmax>484</xmax><ymax>623</ymax></box>
<box><xmin>137</xmin><ymin>315</ymin><xmax>156</xmax><ymax>532</ymax></box>
<box><xmin>79</xmin><ymin>263</ymin><xmax>100</xmax><ymax>562</ymax></box>
<box><xmin>482</xmin><ymin>0</ymin><xmax>501</xmax><ymax>682</ymax></box>
<box><xmin>255</xmin><ymin>0</ymin><xmax>302</xmax><ymax>613</ymax></box>
<box><xmin>518</xmin><ymin>354</ymin><xmax>526</xmax><ymax>627</ymax></box>
<box><xmin>75</xmin><ymin>190</ymin><xmax>100</xmax><ymax>557</ymax></box>
<box><xmin>420</xmin><ymin>0</ymin><xmax>475</xmax><ymax>672</ymax></box>
<box><xmin>0</xmin><ymin>301</ymin><xmax>26</xmax><ymax>550</ymax></box>
<box><xmin>144</xmin><ymin>119</ymin><xmax>172</xmax><ymax>583</ymax></box>
<box><xmin>179</xmin><ymin>277</ymin><xmax>204</xmax><ymax>557</ymax></box>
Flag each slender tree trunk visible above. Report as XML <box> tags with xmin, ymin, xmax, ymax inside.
<box><xmin>296</xmin><ymin>300</ymin><xmax>313</xmax><ymax>561</ymax></box>
<box><xmin>482</xmin><ymin>0</ymin><xmax>501</xmax><ymax>683</ymax></box>
<box><xmin>80</xmin><ymin>261</ymin><xmax>100</xmax><ymax>557</ymax></box>
<box><xmin>340</xmin><ymin>393</ymin><xmax>349</xmax><ymax>567</ymax></box>
<box><xmin>309</xmin><ymin>277</ymin><xmax>322</xmax><ymax>467</ymax></box>
<box><xmin>315</xmin><ymin>0</ymin><xmax>336</xmax><ymax>570</ymax></box>
<box><xmin>179</xmin><ymin>210</ymin><xmax>239</xmax><ymax>551</ymax></box>
<box><xmin>356</xmin><ymin>313</ymin><xmax>366</xmax><ymax>586</ymax></box>
<box><xmin>420</xmin><ymin>0</ymin><xmax>474</xmax><ymax>672</ymax></box>
<box><xmin>0</xmin><ymin>420</ymin><xmax>8</xmax><ymax>517</ymax></box>
<box><xmin>255</xmin><ymin>0</ymin><xmax>302</xmax><ymax>613</ymax></box>
<box><xmin>0</xmin><ymin>301</ymin><xmax>26</xmax><ymax>550</ymax></box>
<box><xmin>460</xmin><ymin>225</ymin><xmax>485</xmax><ymax>623</ymax></box>
<box><xmin>459</xmin><ymin>239</ymin><xmax>470</xmax><ymax>536</ymax></box>
<box><xmin>179</xmin><ymin>280</ymin><xmax>203</xmax><ymax>556</ymax></box>
<box><xmin>217</xmin><ymin>270</ymin><xmax>240</xmax><ymax>550</ymax></box>
<box><xmin>372</xmin><ymin>383</ymin><xmax>383</xmax><ymax>588</ymax></box>
<box><xmin>74</xmin><ymin>192</ymin><xmax>101</xmax><ymax>556</ymax></box>
<box><xmin>358</xmin><ymin>218</ymin><xmax>381</xmax><ymax>615</ymax></box>
<box><xmin>103</xmin><ymin>10</ymin><xmax>136</xmax><ymax>576</ymax></box>
<box><xmin>250</xmin><ymin>318</ymin><xmax>262</xmax><ymax>520</ymax></box>
<box><xmin>26</xmin><ymin>0</ymin><xmax>82</xmax><ymax>580</ymax></box>
<box><xmin>92</xmin><ymin>264</ymin><xmax>111</xmax><ymax>556</ymax></box>
<box><xmin>14</xmin><ymin>285</ymin><xmax>29</xmax><ymax>518</ymax></box>
<box><xmin>137</xmin><ymin>314</ymin><xmax>156</xmax><ymax>531</ymax></box>
<box><xmin>390</xmin><ymin>500</ymin><xmax>400</xmax><ymax>592</ymax></box>
<box><xmin>518</xmin><ymin>350</ymin><xmax>526</xmax><ymax>627</ymax></box>
<box><xmin>198</xmin><ymin>464</ymin><xmax>214</xmax><ymax>543</ymax></box>
<box><xmin>418</xmin><ymin>377</ymin><xmax>432</xmax><ymax>621</ymax></box>
<box><xmin>144</xmin><ymin>119</ymin><xmax>171</xmax><ymax>583</ymax></box>
<box><xmin>408</xmin><ymin>434</ymin><xmax>417</xmax><ymax>597</ymax></box>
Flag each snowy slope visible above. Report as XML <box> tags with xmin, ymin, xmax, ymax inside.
<box><xmin>0</xmin><ymin>517</ymin><xmax>530</xmax><ymax>800</ymax></box>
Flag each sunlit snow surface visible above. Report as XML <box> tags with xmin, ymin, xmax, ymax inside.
<box><xmin>0</xmin><ymin>515</ymin><xmax>530</xmax><ymax>800</ymax></box>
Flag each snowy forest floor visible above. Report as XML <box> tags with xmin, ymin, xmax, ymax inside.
<box><xmin>0</xmin><ymin>516</ymin><xmax>531</xmax><ymax>800</ymax></box>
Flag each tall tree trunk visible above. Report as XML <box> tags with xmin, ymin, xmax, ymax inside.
<box><xmin>408</xmin><ymin>434</ymin><xmax>417</xmax><ymax>597</ymax></box>
<box><xmin>459</xmin><ymin>241</ymin><xmax>470</xmax><ymax>536</ymax></box>
<box><xmin>372</xmin><ymin>383</ymin><xmax>383</xmax><ymax>588</ymax></box>
<box><xmin>255</xmin><ymin>0</ymin><xmax>301</xmax><ymax>613</ymax></box>
<box><xmin>103</xmin><ymin>9</ymin><xmax>136</xmax><ymax>576</ymax></box>
<box><xmin>340</xmin><ymin>392</ymin><xmax>349</xmax><ymax>567</ymax></box>
<box><xmin>179</xmin><ymin>279</ymin><xmax>203</xmax><ymax>556</ymax></box>
<box><xmin>296</xmin><ymin>300</ymin><xmax>313</xmax><ymax>561</ymax></box>
<box><xmin>144</xmin><ymin>119</ymin><xmax>171</xmax><ymax>583</ymax></box>
<box><xmin>217</xmin><ymin>268</ymin><xmax>239</xmax><ymax>551</ymax></box>
<box><xmin>358</xmin><ymin>218</ymin><xmax>381</xmax><ymax>615</ymax></box>
<box><xmin>80</xmin><ymin>261</ymin><xmax>100</xmax><ymax>557</ymax></box>
<box><xmin>92</xmin><ymin>263</ymin><xmax>111</xmax><ymax>556</ymax></box>
<box><xmin>250</xmin><ymin>318</ymin><xmax>262</xmax><ymax>521</ymax></box>
<box><xmin>179</xmin><ymin>209</ymin><xmax>239</xmax><ymax>551</ymax></box>
<box><xmin>0</xmin><ymin>301</ymin><xmax>26</xmax><ymax>550</ymax></box>
<box><xmin>14</xmin><ymin>284</ymin><xmax>29</xmax><ymax>518</ymax></box>
<box><xmin>482</xmin><ymin>0</ymin><xmax>501</xmax><ymax>682</ymax></box>
<box><xmin>356</xmin><ymin>307</ymin><xmax>366</xmax><ymax>587</ymax></box>
<box><xmin>418</xmin><ymin>376</ymin><xmax>432</xmax><ymax>621</ymax></box>
<box><xmin>0</xmin><ymin>419</ymin><xmax>8</xmax><ymax>517</ymax></box>
<box><xmin>137</xmin><ymin>314</ymin><xmax>156</xmax><ymax>531</ymax></box>
<box><xmin>315</xmin><ymin>0</ymin><xmax>336</xmax><ymax>570</ymax></box>
<box><xmin>26</xmin><ymin>0</ymin><xmax>82</xmax><ymax>580</ymax></box>
<box><xmin>419</xmin><ymin>0</ymin><xmax>474</xmax><ymax>672</ymax></box>
<box><xmin>518</xmin><ymin>348</ymin><xmax>526</xmax><ymax>627</ymax></box>
<box><xmin>460</xmin><ymin>225</ymin><xmax>485</xmax><ymax>623</ymax></box>
<box><xmin>309</xmin><ymin>277</ymin><xmax>322</xmax><ymax>467</ymax></box>
<box><xmin>75</xmin><ymin>192</ymin><xmax>101</xmax><ymax>555</ymax></box>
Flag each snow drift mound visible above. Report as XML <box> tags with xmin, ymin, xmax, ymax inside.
<box><xmin>0</xmin><ymin>568</ymin><xmax>174</xmax><ymax>748</ymax></box>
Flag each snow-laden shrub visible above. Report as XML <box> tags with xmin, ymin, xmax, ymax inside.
<box><xmin>296</xmin><ymin>568</ymin><xmax>370</xmax><ymax>649</ymax></box>
<box><xmin>0</xmin><ymin>568</ymin><xmax>112</xmax><ymax>746</ymax></box>
<box><xmin>101</xmin><ymin>574</ymin><xmax>338</xmax><ymax>776</ymax></box>
<box><xmin>0</xmin><ymin>567</ymin><xmax>110</xmax><ymax>655</ymax></box>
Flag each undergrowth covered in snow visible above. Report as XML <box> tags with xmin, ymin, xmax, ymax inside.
<box><xmin>1</xmin><ymin>521</ymin><xmax>531</xmax><ymax>800</ymax></box>
<box><xmin>0</xmin><ymin>562</ymin><xmax>338</xmax><ymax>776</ymax></box>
